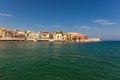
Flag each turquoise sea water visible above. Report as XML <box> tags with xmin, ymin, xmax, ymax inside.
<box><xmin>0</xmin><ymin>41</ymin><xmax>120</xmax><ymax>80</ymax></box>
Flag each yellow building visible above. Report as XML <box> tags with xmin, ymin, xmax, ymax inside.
<box><xmin>0</xmin><ymin>27</ymin><xmax>6</xmax><ymax>38</ymax></box>
<box><xmin>53</xmin><ymin>31</ymin><xmax>63</xmax><ymax>41</ymax></box>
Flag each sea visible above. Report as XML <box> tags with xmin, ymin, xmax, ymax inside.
<box><xmin>0</xmin><ymin>41</ymin><xmax>120</xmax><ymax>80</ymax></box>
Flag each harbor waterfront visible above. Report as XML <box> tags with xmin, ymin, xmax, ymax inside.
<box><xmin>0</xmin><ymin>27</ymin><xmax>101</xmax><ymax>42</ymax></box>
<box><xmin>0</xmin><ymin>41</ymin><xmax>120</xmax><ymax>80</ymax></box>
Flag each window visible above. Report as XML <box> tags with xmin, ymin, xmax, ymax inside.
<box><xmin>57</xmin><ymin>36</ymin><xmax>59</xmax><ymax>39</ymax></box>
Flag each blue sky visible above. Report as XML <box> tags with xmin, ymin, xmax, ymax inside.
<box><xmin>0</xmin><ymin>0</ymin><xmax>120</xmax><ymax>40</ymax></box>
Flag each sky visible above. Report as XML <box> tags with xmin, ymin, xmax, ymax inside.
<box><xmin>0</xmin><ymin>0</ymin><xmax>120</xmax><ymax>40</ymax></box>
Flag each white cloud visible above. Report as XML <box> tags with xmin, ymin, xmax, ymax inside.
<box><xmin>77</xmin><ymin>25</ymin><xmax>100</xmax><ymax>30</ymax></box>
<box><xmin>94</xmin><ymin>19</ymin><xmax>116</xmax><ymax>25</ymax></box>
<box><xmin>80</xmin><ymin>26</ymin><xmax>91</xmax><ymax>29</ymax></box>
<box><xmin>0</xmin><ymin>13</ymin><xmax>13</xmax><ymax>17</ymax></box>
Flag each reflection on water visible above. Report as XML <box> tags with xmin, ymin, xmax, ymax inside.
<box><xmin>0</xmin><ymin>41</ymin><xmax>120</xmax><ymax>80</ymax></box>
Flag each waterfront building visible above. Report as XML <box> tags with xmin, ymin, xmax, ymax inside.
<box><xmin>12</xmin><ymin>30</ymin><xmax>26</xmax><ymax>40</ymax></box>
<box><xmin>0</xmin><ymin>27</ymin><xmax>26</xmax><ymax>41</ymax></box>
<box><xmin>53</xmin><ymin>31</ymin><xmax>63</xmax><ymax>41</ymax></box>
<box><xmin>63</xmin><ymin>33</ymin><xmax>69</xmax><ymax>41</ymax></box>
<box><xmin>4</xmin><ymin>30</ymin><xmax>17</xmax><ymax>38</ymax></box>
<box><xmin>68</xmin><ymin>32</ymin><xmax>88</xmax><ymax>41</ymax></box>
<box><xmin>16</xmin><ymin>30</ymin><xmax>26</xmax><ymax>36</ymax></box>
<box><xmin>0</xmin><ymin>27</ymin><xmax>6</xmax><ymax>38</ymax></box>
<box><xmin>37</xmin><ymin>31</ymin><xmax>42</xmax><ymax>40</ymax></box>
<box><xmin>41</xmin><ymin>31</ymin><xmax>52</xmax><ymax>40</ymax></box>
<box><xmin>26</xmin><ymin>31</ymin><xmax>39</xmax><ymax>41</ymax></box>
